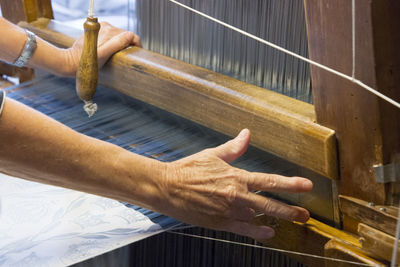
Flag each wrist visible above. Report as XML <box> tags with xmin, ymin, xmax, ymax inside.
<box><xmin>56</xmin><ymin>48</ymin><xmax>78</xmax><ymax>77</ymax></box>
<box><xmin>25</xmin><ymin>36</ymin><xmax>77</xmax><ymax>76</ymax></box>
<box><xmin>111</xmin><ymin>149</ymin><xmax>169</xmax><ymax>210</ymax></box>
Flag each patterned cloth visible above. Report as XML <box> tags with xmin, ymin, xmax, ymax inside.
<box><xmin>0</xmin><ymin>173</ymin><xmax>175</xmax><ymax>266</ymax></box>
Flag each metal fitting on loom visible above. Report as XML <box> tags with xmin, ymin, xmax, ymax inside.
<box><xmin>373</xmin><ymin>162</ymin><xmax>400</xmax><ymax>183</ymax></box>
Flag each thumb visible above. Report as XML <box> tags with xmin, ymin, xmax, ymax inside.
<box><xmin>210</xmin><ymin>129</ymin><xmax>250</xmax><ymax>163</ymax></box>
<box><xmin>97</xmin><ymin>32</ymin><xmax>134</xmax><ymax>66</ymax></box>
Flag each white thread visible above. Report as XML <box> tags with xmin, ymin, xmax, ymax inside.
<box><xmin>127</xmin><ymin>0</ymin><xmax>131</xmax><ymax>31</ymax></box>
<box><xmin>352</xmin><ymin>0</ymin><xmax>356</xmax><ymax>78</ymax></box>
<box><xmin>89</xmin><ymin>0</ymin><xmax>95</xmax><ymax>17</ymax></box>
<box><xmin>169</xmin><ymin>0</ymin><xmax>400</xmax><ymax>110</ymax></box>
<box><xmin>391</xmin><ymin>207</ymin><xmax>400</xmax><ymax>266</ymax></box>
<box><xmin>83</xmin><ymin>100</ymin><xmax>97</xmax><ymax>117</ymax></box>
<box><xmin>168</xmin><ymin>231</ymin><xmax>374</xmax><ymax>266</ymax></box>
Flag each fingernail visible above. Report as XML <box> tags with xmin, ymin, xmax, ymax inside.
<box><xmin>298</xmin><ymin>210</ymin><xmax>310</xmax><ymax>223</ymax></box>
<box><xmin>302</xmin><ymin>180</ymin><xmax>313</xmax><ymax>190</ymax></box>
<box><xmin>260</xmin><ymin>229</ymin><xmax>275</xmax><ymax>239</ymax></box>
<box><xmin>238</xmin><ymin>129</ymin><xmax>248</xmax><ymax>140</ymax></box>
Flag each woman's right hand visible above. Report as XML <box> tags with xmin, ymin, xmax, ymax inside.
<box><xmin>158</xmin><ymin>129</ymin><xmax>313</xmax><ymax>240</ymax></box>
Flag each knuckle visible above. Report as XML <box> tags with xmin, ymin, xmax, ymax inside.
<box><xmin>262</xmin><ymin>199</ymin><xmax>276</xmax><ymax>214</ymax></box>
<box><xmin>100</xmin><ymin>21</ymin><xmax>111</xmax><ymax>27</ymax></box>
<box><xmin>246</xmin><ymin>172</ymin><xmax>255</xmax><ymax>186</ymax></box>
<box><xmin>224</xmin><ymin>184</ymin><xmax>238</xmax><ymax>203</ymax></box>
<box><xmin>229</xmin><ymin>143</ymin><xmax>241</xmax><ymax>155</ymax></box>
<box><xmin>265</xmin><ymin>175</ymin><xmax>278</xmax><ymax>190</ymax></box>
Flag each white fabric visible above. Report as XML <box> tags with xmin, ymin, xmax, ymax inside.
<box><xmin>0</xmin><ymin>174</ymin><xmax>164</xmax><ymax>266</ymax></box>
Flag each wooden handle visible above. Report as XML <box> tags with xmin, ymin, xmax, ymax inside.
<box><xmin>76</xmin><ymin>17</ymin><xmax>100</xmax><ymax>102</ymax></box>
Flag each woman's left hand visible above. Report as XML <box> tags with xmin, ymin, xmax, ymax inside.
<box><xmin>64</xmin><ymin>21</ymin><xmax>141</xmax><ymax>76</ymax></box>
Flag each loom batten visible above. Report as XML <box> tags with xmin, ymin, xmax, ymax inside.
<box><xmin>19</xmin><ymin>18</ymin><xmax>338</xmax><ymax>179</ymax></box>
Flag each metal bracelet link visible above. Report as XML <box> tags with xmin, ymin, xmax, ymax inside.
<box><xmin>13</xmin><ymin>30</ymin><xmax>37</xmax><ymax>68</ymax></box>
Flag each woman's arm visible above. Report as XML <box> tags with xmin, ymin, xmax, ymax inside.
<box><xmin>0</xmin><ymin>17</ymin><xmax>313</xmax><ymax>240</ymax></box>
<box><xmin>0</xmin><ymin>97</ymin><xmax>312</xmax><ymax>240</ymax></box>
<box><xmin>0</xmin><ymin>17</ymin><xmax>141</xmax><ymax>76</ymax></box>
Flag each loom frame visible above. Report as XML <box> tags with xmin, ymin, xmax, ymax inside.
<box><xmin>1</xmin><ymin>0</ymin><xmax>399</xmax><ymax>265</ymax></box>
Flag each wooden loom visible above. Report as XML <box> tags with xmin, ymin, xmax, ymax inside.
<box><xmin>0</xmin><ymin>0</ymin><xmax>399</xmax><ymax>265</ymax></box>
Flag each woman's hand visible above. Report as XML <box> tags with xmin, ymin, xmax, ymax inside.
<box><xmin>63</xmin><ymin>21</ymin><xmax>141</xmax><ymax>76</ymax></box>
<box><xmin>159</xmin><ymin>129</ymin><xmax>313</xmax><ymax>240</ymax></box>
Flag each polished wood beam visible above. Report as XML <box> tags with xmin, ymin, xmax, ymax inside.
<box><xmin>20</xmin><ymin>18</ymin><xmax>338</xmax><ymax>179</ymax></box>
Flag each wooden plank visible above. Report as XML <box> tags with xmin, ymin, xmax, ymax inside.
<box><xmin>0</xmin><ymin>0</ymin><xmax>53</xmax><ymax>23</ymax></box>
<box><xmin>340</xmin><ymin>195</ymin><xmax>398</xmax><ymax>236</ymax></box>
<box><xmin>36</xmin><ymin>0</ymin><xmax>53</xmax><ymax>19</ymax></box>
<box><xmin>358</xmin><ymin>223</ymin><xmax>399</xmax><ymax>264</ymax></box>
<box><xmin>0</xmin><ymin>77</ymin><xmax>13</xmax><ymax>90</ymax></box>
<box><xmin>324</xmin><ymin>240</ymin><xmax>385</xmax><ymax>267</ymax></box>
<box><xmin>253</xmin><ymin>215</ymin><xmax>378</xmax><ymax>267</ymax></box>
<box><xmin>0</xmin><ymin>62</ymin><xmax>35</xmax><ymax>83</ymax></box>
<box><xmin>304</xmin><ymin>0</ymin><xmax>400</xmax><ymax>204</ymax></box>
<box><xmin>20</xmin><ymin>18</ymin><xmax>339</xmax><ymax>179</ymax></box>
<box><xmin>0</xmin><ymin>0</ymin><xmax>31</xmax><ymax>23</ymax></box>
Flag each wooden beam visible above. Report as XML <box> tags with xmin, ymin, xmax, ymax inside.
<box><xmin>340</xmin><ymin>195</ymin><xmax>398</xmax><ymax>236</ymax></box>
<box><xmin>324</xmin><ymin>240</ymin><xmax>385</xmax><ymax>267</ymax></box>
<box><xmin>358</xmin><ymin>223</ymin><xmax>399</xmax><ymax>264</ymax></box>
<box><xmin>0</xmin><ymin>0</ymin><xmax>53</xmax><ymax>23</ymax></box>
<box><xmin>254</xmin><ymin>215</ymin><xmax>384</xmax><ymax>267</ymax></box>
<box><xmin>20</xmin><ymin>18</ymin><xmax>338</xmax><ymax>179</ymax></box>
<box><xmin>304</xmin><ymin>0</ymin><xmax>400</xmax><ymax>204</ymax></box>
<box><xmin>0</xmin><ymin>62</ymin><xmax>35</xmax><ymax>83</ymax></box>
<box><xmin>0</xmin><ymin>77</ymin><xmax>14</xmax><ymax>90</ymax></box>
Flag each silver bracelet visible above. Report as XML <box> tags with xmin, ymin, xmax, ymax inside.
<box><xmin>13</xmin><ymin>30</ymin><xmax>37</xmax><ymax>68</ymax></box>
<box><xmin>0</xmin><ymin>91</ymin><xmax>5</xmax><ymax>116</ymax></box>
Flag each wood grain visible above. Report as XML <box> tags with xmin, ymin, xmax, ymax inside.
<box><xmin>340</xmin><ymin>195</ymin><xmax>398</xmax><ymax>236</ymax></box>
<box><xmin>304</xmin><ymin>0</ymin><xmax>400</xmax><ymax>204</ymax></box>
<box><xmin>324</xmin><ymin>240</ymin><xmax>385</xmax><ymax>267</ymax></box>
<box><xmin>0</xmin><ymin>62</ymin><xmax>35</xmax><ymax>83</ymax></box>
<box><xmin>254</xmin><ymin>215</ymin><xmax>383</xmax><ymax>267</ymax></box>
<box><xmin>0</xmin><ymin>0</ymin><xmax>53</xmax><ymax>23</ymax></box>
<box><xmin>75</xmin><ymin>17</ymin><xmax>100</xmax><ymax>102</ymax></box>
<box><xmin>20</xmin><ymin>18</ymin><xmax>338</xmax><ymax>179</ymax></box>
<box><xmin>358</xmin><ymin>223</ymin><xmax>399</xmax><ymax>264</ymax></box>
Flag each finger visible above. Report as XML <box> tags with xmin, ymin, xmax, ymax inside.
<box><xmin>225</xmin><ymin>221</ymin><xmax>275</xmax><ymax>240</ymax></box>
<box><xmin>248</xmin><ymin>174</ymin><xmax>313</xmax><ymax>193</ymax></box>
<box><xmin>98</xmin><ymin>31</ymin><xmax>135</xmax><ymax>64</ymax></box>
<box><xmin>231</xmin><ymin>207</ymin><xmax>256</xmax><ymax>222</ymax></box>
<box><xmin>132</xmin><ymin>34</ymin><xmax>142</xmax><ymax>47</ymax></box>
<box><xmin>209</xmin><ymin>129</ymin><xmax>250</xmax><ymax>163</ymax></box>
<box><xmin>242</xmin><ymin>193</ymin><xmax>310</xmax><ymax>223</ymax></box>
